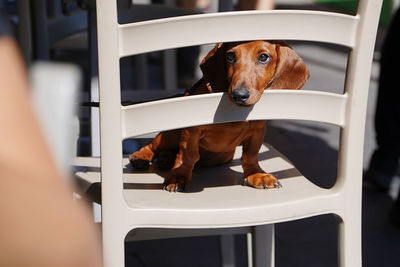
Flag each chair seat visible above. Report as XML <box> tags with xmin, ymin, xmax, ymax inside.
<box><xmin>74</xmin><ymin>143</ymin><xmax>337</xmax><ymax>228</ymax></box>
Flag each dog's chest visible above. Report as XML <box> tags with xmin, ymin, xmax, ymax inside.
<box><xmin>197</xmin><ymin>121</ymin><xmax>265</xmax><ymax>151</ymax></box>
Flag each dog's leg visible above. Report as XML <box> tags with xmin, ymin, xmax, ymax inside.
<box><xmin>156</xmin><ymin>149</ymin><xmax>178</xmax><ymax>170</ymax></box>
<box><xmin>129</xmin><ymin>142</ymin><xmax>156</xmax><ymax>170</ymax></box>
<box><xmin>129</xmin><ymin>130</ymin><xmax>180</xmax><ymax>170</ymax></box>
<box><xmin>163</xmin><ymin>128</ymin><xmax>201</xmax><ymax>192</ymax></box>
<box><xmin>241</xmin><ymin>124</ymin><xmax>281</xmax><ymax>189</ymax></box>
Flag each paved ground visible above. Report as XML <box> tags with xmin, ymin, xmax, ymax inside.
<box><xmin>124</xmin><ymin>1</ymin><xmax>400</xmax><ymax>266</ymax></box>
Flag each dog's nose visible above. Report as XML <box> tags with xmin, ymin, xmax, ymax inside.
<box><xmin>231</xmin><ymin>88</ymin><xmax>250</xmax><ymax>104</ymax></box>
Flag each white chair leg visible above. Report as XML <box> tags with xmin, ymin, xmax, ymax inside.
<box><xmin>250</xmin><ymin>224</ymin><xmax>274</xmax><ymax>267</ymax></box>
<box><xmin>220</xmin><ymin>234</ymin><xmax>235</xmax><ymax>267</ymax></box>
<box><xmin>247</xmin><ymin>232</ymin><xmax>253</xmax><ymax>267</ymax></box>
<box><xmin>337</xmin><ymin>215</ymin><xmax>362</xmax><ymax>267</ymax></box>
<box><xmin>90</xmin><ymin>77</ymin><xmax>100</xmax><ymax>157</ymax></box>
<box><xmin>103</xmin><ymin>228</ymin><xmax>126</xmax><ymax>267</ymax></box>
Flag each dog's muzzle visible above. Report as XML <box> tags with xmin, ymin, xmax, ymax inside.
<box><xmin>231</xmin><ymin>88</ymin><xmax>250</xmax><ymax>105</ymax></box>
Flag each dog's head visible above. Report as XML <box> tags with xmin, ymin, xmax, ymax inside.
<box><xmin>200</xmin><ymin>40</ymin><xmax>310</xmax><ymax>106</ymax></box>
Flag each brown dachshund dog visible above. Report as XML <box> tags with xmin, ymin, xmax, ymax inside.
<box><xmin>129</xmin><ymin>40</ymin><xmax>309</xmax><ymax>192</ymax></box>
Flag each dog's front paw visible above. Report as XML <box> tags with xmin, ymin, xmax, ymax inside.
<box><xmin>130</xmin><ymin>157</ymin><xmax>150</xmax><ymax>170</ymax></box>
<box><xmin>129</xmin><ymin>153</ymin><xmax>151</xmax><ymax>170</ymax></box>
<box><xmin>163</xmin><ymin>171</ymin><xmax>189</xmax><ymax>192</ymax></box>
<box><xmin>163</xmin><ymin>182</ymin><xmax>186</xmax><ymax>192</ymax></box>
<box><xmin>244</xmin><ymin>173</ymin><xmax>282</xmax><ymax>189</ymax></box>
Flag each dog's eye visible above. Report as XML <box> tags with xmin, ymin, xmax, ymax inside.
<box><xmin>258</xmin><ymin>53</ymin><xmax>271</xmax><ymax>64</ymax></box>
<box><xmin>226</xmin><ymin>51</ymin><xmax>236</xmax><ymax>64</ymax></box>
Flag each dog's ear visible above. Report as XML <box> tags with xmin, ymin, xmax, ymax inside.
<box><xmin>200</xmin><ymin>43</ymin><xmax>228</xmax><ymax>92</ymax></box>
<box><xmin>269</xmin><ymin>42</ymin><xmax>310</xmax><ymax>89</ymax></box>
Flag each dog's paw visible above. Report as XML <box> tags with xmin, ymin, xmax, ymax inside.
<box><xmin>129</xmin><ymin>148</ymin><xmax>154</xmax><ymax>170</ymax></box>
<box><xmin>129</xmin><ymin>155</ymin><xmax>150</xmax><ymax>170</ymax></box>
<box><xmin>163</xmin><ymin>171</ymin><xmax>188</xmax><ymax>192</ymax></box>
<box><xmin>244</xmin><ymin>173</ymin><xmax>282</xmax><ymax>189</ymax></box>
<box><xmin>163</xmin><ymin>182</ymin><xmax>186</xmax><ymax>192</ymax></box>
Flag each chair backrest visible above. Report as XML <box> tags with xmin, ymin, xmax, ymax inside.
<box><xmin>96</xmin><ymin>0</ymin><xmax>382</xmax><ymax>229</ymax></box>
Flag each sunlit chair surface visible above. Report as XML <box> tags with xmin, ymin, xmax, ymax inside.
<box><xmin>74</xmin><ymin>0</ymin><xmax>382</xmax><ymax>266</ymax></box>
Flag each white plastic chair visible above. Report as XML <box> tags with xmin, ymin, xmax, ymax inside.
<box><xmin>75</xmin><ymin>0</ymin><xmax>382</xmax><ymax>266</ymax></box>
<box><xmin>30</xmin><ymin>62</ymin><xmax>81</xmax><ymax>176</ymax></box>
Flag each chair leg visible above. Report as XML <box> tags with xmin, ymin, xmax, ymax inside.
<box><xmin>250</xmin><ymin>224</ymin><xmax>274</xmax><ymax>267</ymax></box>
<box><xmin>90</xmin><ymin>77</ymin><xmax>100</xmax><ymax>157</ymax></box>
<box><xmin>102</xmin><ymin>227</ymin><xmax>126</xmax><ymax>267</ymax></box>
<box><xmin>163</xmin><ymin>50</ymin><xmax>177</xmax><ymax>90</ymax></box>
<box><xmin>337</xmin><ymin>215</ymin><xmax>362</xmax><ymax>267</ymax></box>
<box><xmin>220</xmin><ymin>234</ymin><xmax>236</xmax><ymax>267</ymax></box>
<box><xmin>134</xmin><ymin>54</ymin><xmax>149</xmax><ymax>90</ymax></box>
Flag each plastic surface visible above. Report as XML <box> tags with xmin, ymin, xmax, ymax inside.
<box><xmin>75</xmin><ymin>144</ymin><xmax>335</xmax><ymax>227</ymax></box>
<box><xmin>121</xmin><ymin>90</ymin><xmax>348</xmax><ymax>138</ymax></box>
<box><xmin>119</xmin><ymin>10</ymin><xmax>359</xmax><ymax>56</ymax></box>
